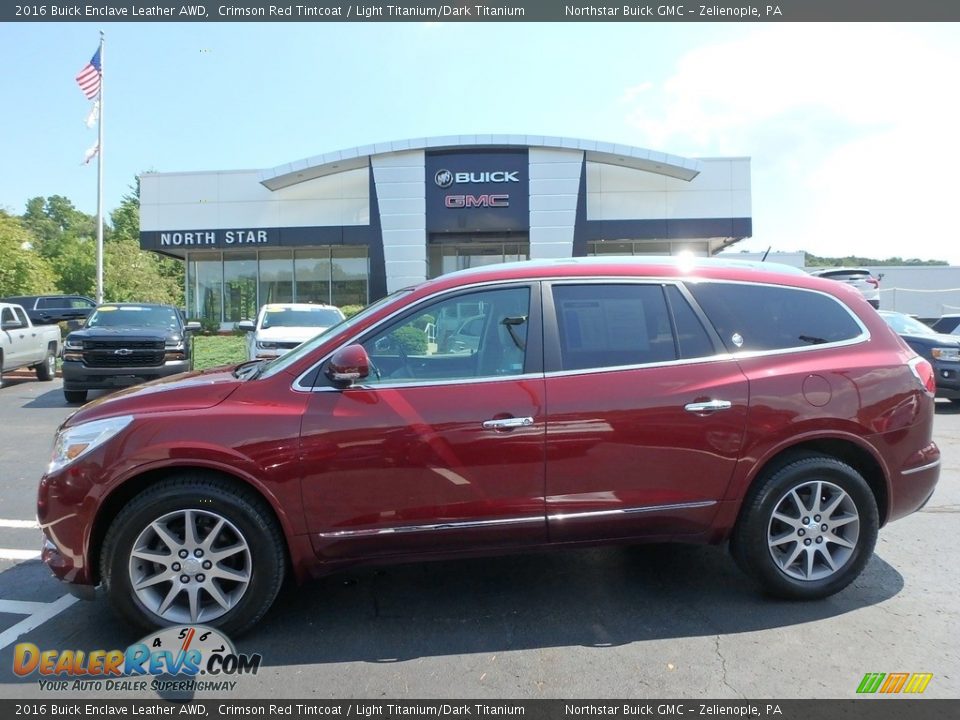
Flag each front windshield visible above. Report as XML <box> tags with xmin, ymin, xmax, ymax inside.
<box><xmin>87</xmin><ymin>306</ymin><xmax>179</xmax><ymax>329</ymax></box>
<box><xmin>257</xmin><ymin>290</ymin><xmax>412</xmax><ymax>380</ymax></box>
<box><xmin>881</xmin><ymin>312</ymin><xmax>935</xmax><ymax>336</ymax></box>
<box><xmin>261</xmin><ymin>308</ymin><xmax>343</xmax><ymax>329</ymax></box>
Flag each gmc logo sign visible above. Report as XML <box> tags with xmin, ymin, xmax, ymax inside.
<box><xmin>444</xmin><ymin>194</ymin><xmax>510</xmax><ymax>208</ymax></box>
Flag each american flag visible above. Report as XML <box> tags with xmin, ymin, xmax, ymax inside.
<box><xmin>75</xmin><ymin>48</ymin><xmax>101</xmax><ymax>100</ymax></box>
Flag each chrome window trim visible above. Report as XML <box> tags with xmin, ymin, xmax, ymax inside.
<box><xmin>315</xmin><ymin>500</ymin><xmax>717</xmax><ymax>538</ymax></box>
<box><xmin>306</xmin><ymin>372</ymin><xmax>547</xmax><ymax>392</ymax></box>
<box><xmin>901</xmin><ymin>459</ymin><xmax>941</xmax><ymax>476</ymax></box>
<box><xmin>293</xmin><ymin>274</ymin><xmax>871</xmax><ymax>392</ymax></box>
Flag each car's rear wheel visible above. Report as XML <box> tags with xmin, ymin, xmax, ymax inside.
<box><xmin>35</xmin><ymin>345</ymin><xmax>56</xmax><ymax>381</ymax></box>
<box><xmin>732</xmin><ymin>454</ymin><xmax>878</xmax><ymax>599</ymax></box>
<box><xmin>63</xmin><ymin>389</ymin><xmax>87</xmax><ymax>404</ymax></box>
<box><xmin>100</xmin><ymin>475</ymin><xmax>285</xmax><ymax>636</ymax></box>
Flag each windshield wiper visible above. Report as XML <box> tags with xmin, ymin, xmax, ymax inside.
<box><xmin>232</xmin><ymin>359</ymin><xmax>265</xmax><ymax>379</ymax></box>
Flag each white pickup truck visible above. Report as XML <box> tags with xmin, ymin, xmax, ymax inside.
<box><xmin>0</xmin><ymin>302</ymin><xmax>61</xmax><ymax>388</ymax></box>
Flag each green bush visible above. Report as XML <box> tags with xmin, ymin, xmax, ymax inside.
<box><xmin>391</xmin><ymin>326</ymin><xmax>427</xmax><ymax>355</ymax></box>
<box><xmin>340</xmin><ymin>304</ymin><xmax>364</xmax><ymax>318</ymax></box>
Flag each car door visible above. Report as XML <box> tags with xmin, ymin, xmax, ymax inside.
<box><xmin>299</xmin><ymin>283</ymin><xmax>547</xmax><ymax>560</ymax></box>
<box><xmin>13</xmin><ymin>306</ymin><xmax>45</xmax><ymax>364</ymax></box>
<box><xmin>1</xmin><ymin>306</ymin><xmax>32</xmax><ymax>367</ymax></box>
<box><xmin>543</xmin><ymin>281</ymin><xmax>749</xmax><ymax>542</ymax></box>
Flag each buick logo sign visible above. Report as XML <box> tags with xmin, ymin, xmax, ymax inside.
<box><xmin>434</xmin><ymin>169</ymin><xmax>453</xmax><ymax>188</ymax></box>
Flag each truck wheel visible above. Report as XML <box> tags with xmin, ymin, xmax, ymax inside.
<box><xmin>100</xmin><ymin>475</ymin><xmax>285</xmax><ymax>636</ymax></box>
<box><xmin>36</xmin><ymin>345</ymin><xmax>57</xmax><ymax>381</ymax></box>
<box><xmin>64</xmin><ymin>390</ymin><xmax>87</xmax><ymax>404</ymax></box>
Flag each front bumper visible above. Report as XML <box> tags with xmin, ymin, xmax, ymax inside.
<box><xmin>61</xmin><ymin>359</ymin><xmax>191</xmax><ymax>390</ymax></box>
<box><xmin>932</xmin><ymin>360</ymin><xmax>960</xmax><ymax>399</ymax></box>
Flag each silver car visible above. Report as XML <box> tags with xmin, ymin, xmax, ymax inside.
<box><xmin>809</xmin><ymin>267</ymin><xmax>880</xmax><ymax>308</ymax></box>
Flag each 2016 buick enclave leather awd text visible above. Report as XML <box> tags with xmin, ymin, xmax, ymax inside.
<box><xmin>38</xmin><ymin>259</ymin><xmax>941</xmax><ymax>634</ymax></box>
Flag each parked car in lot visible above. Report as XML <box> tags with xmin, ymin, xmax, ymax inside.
<box><xmin>808</xmin><ymin>267</ymin><xmax>880</xmax><ymax>308</ymax></box>
<box><xmin>37</xmin><ymin>258</ymin><xmax>940</xmax><ymax>635</ymax></box>
<box><xmin>0</xmin><ymin>294</ymin><xmax>96</xmax><ymax>326</ymax></box>
<box><xmin>930</xmin><ymin>314</ymin><xmax>960</xmax><ymax>335</ymax></box>
<box><xmin>879</xmin><ymin>311</ymin><xmax>960</xmax><ymax>404</ymax></box>
<box><xmin>61</xmin><ymin>303</ymin><xmax>200</xmax><ymax>404</ymax></box>
<box><xmin>0</xmin><ymin>302</ymin><xmax>61</xmax><ymax>387</ymax></box>
<box><xmin>238</xmin><ymin>303</ymin><xmax>345</xmax><ymax>360</ymax></box>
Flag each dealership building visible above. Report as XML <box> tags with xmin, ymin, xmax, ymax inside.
<box><xmin>139</xmin><ymin>135</ymin><xmax>752</xmax><ymax>327</ymax></box>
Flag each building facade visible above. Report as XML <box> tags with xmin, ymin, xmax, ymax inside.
<box><xmin>139</xmin><ymin>136</ymin><xmax>752</xmax><ymax>327</ymax></box>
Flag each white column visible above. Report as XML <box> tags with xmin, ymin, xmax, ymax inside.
<box><xmin>371</xmin><ymin>151</ymin><xmax>427</xmax><ymax>292</ymax></box>
<box><xmin>528</xmin><ymin>148</ymin><xmax>584</xmax><ymax>259</ymax></box>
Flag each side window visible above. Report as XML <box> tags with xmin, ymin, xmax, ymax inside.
<box><xmin>686</xmin><ymin>282</ymin><xmax>863</xmax><ymax>353</ymax></box>
<box><xmin>1</xmin><ymin>307</ymin><xmax>15</xmax><ymax>325</ymax></box>
<box><xmin>36</xmin><ymin>298</ymin><xmax>62</xmax><ymax>309</ymax></box>
<box><xmin>361</xmin><ymin>287</ymin><xmax>530</xmax><ymax>384</ymax></box>
<box><xmin>665</xmin><ymin>285</ymin><xmax>716</xmax><ymax>359</ymax></box>
<box><xmin>13</xmin><ymin>307</ymin><xmax>29</xmax><ymax>326</ymax></box>
<box><xmin>70</xmin><ymin>298</ymin><xmax>94</xmax><ymax>308</ymax></box>
<box><xmin>552</xmin><ymin>284</ymin><xmax>676</xmax><ymax>371</ymax></box>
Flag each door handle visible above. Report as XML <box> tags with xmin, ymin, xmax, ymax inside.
<box><xmin>684</xmin><ymin>399</ymin><xmax>732</xmax><ymax>414</ymax></box>
<box><xmin>482</xmin><ymin>417</ymin><xmax>534</xmax><ymax>430</ymax></box>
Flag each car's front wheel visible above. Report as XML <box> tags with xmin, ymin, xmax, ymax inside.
<box><xmin>732</xmin><ymin>454</ymin><xmax>878</xmax><ymax>600</ymax></box>
<box><xmin>100</xmin><ymin>475</ymin><xmax>285</xmax><ymax>636</ymax></box>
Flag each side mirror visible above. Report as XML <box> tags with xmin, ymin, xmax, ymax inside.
<box><xmin>237</xmin><ymin>320</ymin><xmax>255</xmax><ymax>332</ymax></box>
<box><xmin>326</xmin><ymin>344</ymin><xmax>370</xmax><ymax>385</ymax></box>
<box><xmin>185</xmin><ymin>321</ymin><xmax>202</xmax><ymax>332</ymax></box>
<box><xmin>2</xmin><ymin>320</ymin><xmax>23</xmax><ymax>331</ymax></box>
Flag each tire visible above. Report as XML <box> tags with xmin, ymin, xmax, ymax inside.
<box><xmin>100</xmin><ymin>475</ymin><xmax>285</xmax><ymax>636</ymax></box>
<box><xmin>731</xmin><ymin>454</ymin><xmax>878</xmax><ymax>600</ymax></box>
<box><xmin>35</xmin><ymin>345</ymin><xmax>56</xmax><ymax>381</ymax></box>
<box><xmin>64</xmin><ymin>390</ymin><xmax>87</xmax><ymax>404</ymax></box>
<box><xmin>950</xmin><ymin>399</ymin><xmax>960</xmax><ymax>407</ymax></box>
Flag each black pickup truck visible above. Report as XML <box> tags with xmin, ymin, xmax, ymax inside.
<box><xmin>61</xmin><ymin>303</ymin><xmax>200</xmax><ymax>404</ymax></box>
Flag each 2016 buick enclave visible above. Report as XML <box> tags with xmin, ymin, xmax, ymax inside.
<box><xmin>37</xmin><ymin>258</ymin><xmax>940</xmax><ymax>635</ymax></box>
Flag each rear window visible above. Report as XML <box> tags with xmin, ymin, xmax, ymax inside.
<box><xmin>686</xmin><ymin>282</ymin><xmax>864</xmax><ymax>353</ymax></box>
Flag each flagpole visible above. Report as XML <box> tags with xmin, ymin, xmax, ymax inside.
<box><xmin>95</xmin><ymin>31</ymin><xmax>105</xmax><ymax>304</ymax></box>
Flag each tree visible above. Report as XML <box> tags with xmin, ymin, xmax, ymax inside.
<box><xmin>0</xmin><ymin>212</ymin><xmax>57</xmax><ymax>296</ymax></box>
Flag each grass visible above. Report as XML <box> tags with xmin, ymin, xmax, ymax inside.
<box><xmin>193</xmin><ymin>335</ymin><xmax>247</xmax><ymax>370</ymax></box>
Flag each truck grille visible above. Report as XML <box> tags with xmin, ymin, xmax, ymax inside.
<box><xmin>82</xmin><ymin>340</ymin><xmax>166</xmax><ymax>368</ymax></box>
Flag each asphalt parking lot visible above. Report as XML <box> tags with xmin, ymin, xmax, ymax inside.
<box><xmin>0</xmin><ymin>376</ymin><xmax>957</xmax><ymax>699</ymax></box>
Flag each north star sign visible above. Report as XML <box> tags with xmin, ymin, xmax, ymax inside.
<box><xmin>159</xmin><ymin>229</ymin><xmax>273</xmax><ymax>247</ymax></box>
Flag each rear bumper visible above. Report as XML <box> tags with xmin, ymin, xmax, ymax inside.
<box><xmin>61</xmin><ymin>359</ymin><xmax>191</xmax><ymax>390</ymax></box>
<box><xmin>888</xmin><ymin>442</ymin><xmax>941</xmax><ymax>523</ymax></box>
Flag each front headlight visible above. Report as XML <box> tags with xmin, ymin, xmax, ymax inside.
<box><xmin>48</xmin><ymin>415</ymin><xmax>134</xmax><ymax>474</ymax></box>
<box><xmin>931</xmin><ymin>347</ymin><xmax>960</xmax><ymax>362</ymax></box>
<box><xmin>64</xmin><ymin>338</ymin><xmax>83</xmax><ymax>351</ymax></box>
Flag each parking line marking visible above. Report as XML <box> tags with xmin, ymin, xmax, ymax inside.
<box><xmin>0</xmin><ymin>599</ymin><xmax>50</xmax><ymax>615</ymax></box>
<box><xmin>0</xmin><ymin>549</ymin><xmax>41</xmax><ymax>560</ymax></box>
<box><xmin>0</xmin><ymin>595</ymin><xmax>79</xmax><ymax>651</ymax></box>
<box><xmin>0</xmin><ymin>520</ymin><xmax>39</xmax><ymax>529</ymax></box>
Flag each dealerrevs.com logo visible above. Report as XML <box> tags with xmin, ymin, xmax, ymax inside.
<box><xmin>14</xmin><ymin>625</ymin><xmax>261</xmax><ymax>693</ymax></box>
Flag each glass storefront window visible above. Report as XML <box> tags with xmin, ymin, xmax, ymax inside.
<box><xmin>260</xmin><ymin>250</ymin><xmax>294</xmax><ymax>306</ymax></box>
<box><xmin>428</xmin><ymin>240</ymin><xmax>530</xmax><ymax>279</ymax></box>
<box><xmin>187</xmin><ymin>253</ymin><xmax>223</xmax><ymax>323</ymax></box>
<box><xmin>294</xmin><ymin>250</ymin><xmax>332</xmax><ymax>305</ymax></box>
<box><xmin>223</xmin><ymin>252</ymin><xmax>258</xmax><ymax>322</ymax></box>
<box><xmin>331</xmin><ymin>246</ymin><xmax>369</xmax><ymax>307</ymax></box>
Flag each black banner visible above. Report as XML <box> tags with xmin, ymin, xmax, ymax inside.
<box><xmin>4</xmin><ymin>1</ymin><xmax>960</xmax><ymax>23</ymax></box>
<box><xmin>0</xmin><ymin>700</ymin><xmax>957</xmax><ymax>720</ymax></box>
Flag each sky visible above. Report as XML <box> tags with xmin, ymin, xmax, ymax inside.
<box><xmin>1</xmin><ymin>22</ymin><xmax>958</xmax><ymax>263</ymax></box>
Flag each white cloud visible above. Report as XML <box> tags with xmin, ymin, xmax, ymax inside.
<box><xmin>621</xmin><ymin>25</ymin><xmax>960</xmax><ymax>263</ymax></box>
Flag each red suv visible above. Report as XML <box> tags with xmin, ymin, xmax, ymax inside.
<box><xmin>38</xmin><ymin>259</ymin><xmax>941</xmax><ymax>634</ymax></box>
